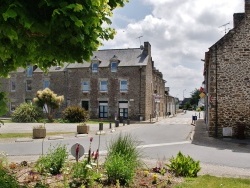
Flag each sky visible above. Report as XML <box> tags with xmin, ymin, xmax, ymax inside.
<box><xmin>100</xmin><ymin>0</ymin><xmax>244</xmax><ymax>100</ymax></box>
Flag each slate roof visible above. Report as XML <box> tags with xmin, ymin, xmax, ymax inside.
<box><xmin>67</xmin><ymin>48</ymin><xmax>148</xmax><ymax>69</ymax></box>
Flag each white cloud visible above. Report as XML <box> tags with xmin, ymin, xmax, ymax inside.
<box><xmin>101</xmin><ymin>0</ymin><xmax>244</xmax><ymax>99</ymax></box>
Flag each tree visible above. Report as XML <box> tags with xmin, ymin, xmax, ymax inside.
<box><xmin>33</xmin><ymin>88</ymin><xmax>64</xmax><ymax>122</ymax></box>
<box><xmin>189</xmin><ymin>89</ymin><xmax>200</xmax><ymax>107</ymax></box>
<box><xmin>0</xmin><ymin>0</ymin><xmax>128</xmax><ymax>77</ymax></box>
<box><xmin>0</xmin><ymin>92</ymin><xmax>8</xmax><ymax>116</ymax></box>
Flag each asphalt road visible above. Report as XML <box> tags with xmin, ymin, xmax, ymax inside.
<box><xmin>1</xmin><ymin>111</ymin><xmax>250</xmax><ymax>177</ymax></box>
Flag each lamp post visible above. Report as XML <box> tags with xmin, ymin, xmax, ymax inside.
<box><xmin>183</xmin><ymin>89</ymin><xmax>186</xmax><ymax>100</ymax></box>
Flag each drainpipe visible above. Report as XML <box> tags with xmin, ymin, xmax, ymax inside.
<box><xmin>215</xmin><ymin>45</ymin><xmax>218</xmax><ymax>137</ymax></box>
<box><xmin>139</xmin><ymin>66</ymin><xmax>142</xmax><ymax>120</ymax></box>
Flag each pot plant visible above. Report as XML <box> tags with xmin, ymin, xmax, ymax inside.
<box><xmin>77</xmin><ymin>122</ymin><xmax>89</xmax><ymax>134</ymax></box>
<box><xmin>33</xmin><ymin>124</ymin><xmax>46</xmax><ymax>139</ymax></box>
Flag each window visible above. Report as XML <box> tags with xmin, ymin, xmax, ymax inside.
<box><xmin>92</xmin><ymin>63</ymin><xmax>98</xmax><ymax>72</ymax></box>
<box><xmin>81</xmin><ymin>101</ymin><xmax>89</xmax><ymax>111</ymax></box>
<box><xmin>100</xmin><ymin>80</ymin><xmax>108</xmax><ymax>92</ymax></box>
<box><xmin>120</xmin><ymin>80</ymin><xmax>128</xmax><ymax>92</ymax></box>
<box><xmin>26</xmin><ymin>80</ymin><xmax>32</xmax><ymax>91</ymax></box>
<box><xmin>119</xmin><ymin>101</ymin><xmax>128</xmax><ymax>119</ymax></box>
<box><xmin>82</xmin><ymin>81</ymin><xmax>90</xmax><ymax>92</ymax></box>
<box><xmin>10</xmin><ymin>80</ymin><xmax>16</xmax><ymax>92</ymax></box>
<box><xmin>26</xmin><ymin>65</ymin><xmax>33</xmax><ymax>77</ymax></box>
<box><xmin>43</xmin><ymin>80</ymin><xmax>50</xmax><ymax>89</ymax></box>
<box><xmin>99</xmin><ymin>101</ymin><xmax>108</xmax><ymax>118</ymax></box>
<box><xmin>10</xmin><ymin>102</ymin><xmax>16</xmax><ymax>112</ymax></box>
<box><xmin>111</xmin><ymin>62</ymin><xmax>117</xmax><ymax>72</ymax></box>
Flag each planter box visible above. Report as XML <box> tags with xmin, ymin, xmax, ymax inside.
<box><xmin>77</xmin><ymin>125</ymin><xmax>89</xmax><ymax>134</ymax></box>
<box><xmin>33</xmin><ymin>128</ymin><xmax>46</xmax><ymax>139</ymax></box>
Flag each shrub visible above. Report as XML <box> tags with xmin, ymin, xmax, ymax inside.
<box><xmin>69</xmin><ymin>160</ymin><xmax>101</xmax><ymax>187</ymax></box>
<box><xmin>35</xmin><ymin>144</ymin><xmax>68</xmax><ymax>175</ymax></box>
<box><xmin>104</xmin><ymin>133</ymin><xmax>142</xmax><ymax>185</ymax></box>
<box><xmin>167</xmin><ymin>151</ymin><xmax>201</xmax><ymax>177</ymax></box>
<box><xmin>62</xmin><ymin>106</ymin><xmax>89</xmax><ymax>123</ymax></box>
<box><xmin>11</xmin><ymin>102</ymin><xmax>43</xmax><ymax>122</ymax></box>
<box><xmin>0</xmin><ymin>168</ymin><xmax>19</xmax><ymax>188</ymax></box>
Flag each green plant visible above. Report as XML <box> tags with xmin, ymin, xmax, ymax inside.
<box><xmin>0</xmin><ymin>168</ymin><xmax>19</xmax><ymax>188</ymax></box>
<box><xmin>62</xmin><ymin>106</ymin><xmax>89</xmax><ymax>123</ymax></box>
<box><xmin>167</xmin><ymin>151</ymin><xmax>201</xmax><ymax>177</ymax></box>
<box><xmin>0</xmin><ymin>151</ymin><xmax>8</xmax><ymax>169</ymax></box>
<box><xmin>11</xmin><ymin>102</ymin><xmax>43</xmax><ymax>123</ymax></box>
<box><xmin>69</xmin><ymin>160</ymin><xmax>101</xmax><ymax>187</ymax></box>
<box><xmin>33</xmin><ymin>88</ymin><xmax>64</xmax><ymax>122</ymax></box>
<box><xmin>35</xmin><ymin>144</ymin><xmax>68</xmax><ymax>175</ymax></box>
<box><xmin>104</xmin><ymin>133</ymin><xmax>142</xmax><ymax>185</ymax></box>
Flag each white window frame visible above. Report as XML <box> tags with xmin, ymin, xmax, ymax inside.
<box><xmin>43</xmin><ymin>80</ymin><xmax>50</xmax><ymax>89</ymax></box>
<box><xmin>82</xmin><ymin>81</ymin><xmax>90</xmax><ymax>92</ymax></box>
<box><xmin>92</xmin><ymin>63</ymin><xmax>98</xmax><ymax>73</ymax></box>
<box><xmin>26</xmin><ymin>80</ymin><xmax>32</xmax><ymax>91</ymax></box>
<box><xmin>111</xmin><ymin>62</ymin><xmax>117</xmax><ymax>72</ymax></box>
<box><xmin>120</xmin><ymin>80</ymin><xmax>128</xmax><ymax>92</ymax></box>
<box><xmin>100</xmin><ymin>80</ymin><xmax>108</xmax><ymax>92</ymax></box>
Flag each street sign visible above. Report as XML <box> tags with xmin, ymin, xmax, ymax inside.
<box><xmin>71</xmin><ymin>143</ymin><xmax>85</xmax><ymax>162</ymax></box>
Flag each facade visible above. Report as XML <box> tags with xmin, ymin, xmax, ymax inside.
<box><xmin>203</xmin><ymin>0</ymin><xmax>250</xmax><ymax>137</ymax></box>
<box><xmin>0</xmin><ymin>42</ymin><xmax>168</xmax><ymax>121</ymax></box>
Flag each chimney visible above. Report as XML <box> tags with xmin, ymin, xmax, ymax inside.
<box><xmin>233</xmin><ymin>13</ymin><xmax>245</xmax><ymax>27</ymax></box>
<box><xmin>143</xmin><ymin>42</ymin><xmax>151</xmax><ymax>56</ymax></box>
<box><xmin>245</xmin><ymin>0</ymin><xmax>250</xmax><ymax>15</ymax></box>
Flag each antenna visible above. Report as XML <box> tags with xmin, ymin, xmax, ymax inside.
<box><xmin>136</xmin><ymin>36</ymin><xmax>143</xmax><ymax>46</ymax></box>
<box><xmin>219</xmin><ymin>22</ymin><xmax>230</xmax><ymax>34</ymax></box>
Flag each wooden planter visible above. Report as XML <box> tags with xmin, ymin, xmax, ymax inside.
<box><xmin>77</xmin><ymin>125</ymin><xmax>89</xmax><ymax>134</ymax></box>
<box><xmin>33</xmin><ymin>128</ymin><xmax>46</xmax><ymax>139</ymax></box>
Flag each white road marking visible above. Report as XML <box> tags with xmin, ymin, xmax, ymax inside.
<box><xmin>137</xmin><ymin>141</ymin><xmax>191</xmax><ymax>148</ymax></box>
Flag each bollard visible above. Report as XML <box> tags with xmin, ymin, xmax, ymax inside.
<box><xmin>115</xmin><ymin>120</ymin><xmax>119</xmax><ymax>127</ymax></box>
<box><xmin>99</xmin><ymin>123</ymin><xmax>103</xmax><ymax>131</ymax></box>
<box><xmin>109</xmin><ymin>122</ymin><xmax>112</xmax><ymax>129</ymax></box>
<box><xmin>127</xmin><ymin>119</ymin><xmax>130</xmax><ymax>125</ymax></box>
<box><xmin>123</xmin><ymin>120</ymin><xmax>125</xmax><ymax>126</ymax></box>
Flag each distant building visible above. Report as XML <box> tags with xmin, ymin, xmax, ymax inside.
<box><xmin>0</xmin><ymin>42</ymin><xmax>168</xmax><ymax>121</ymax></box>
<box><xmin>203</xmin><ymin>0</ymin><xmax>250</xmax><ymax>137</ymax></box>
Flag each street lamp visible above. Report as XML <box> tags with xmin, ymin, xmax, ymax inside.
<box><xmin>183</xmin><ymin>89</ymin><xmax>186</xmax><ymax>100</ymax></box>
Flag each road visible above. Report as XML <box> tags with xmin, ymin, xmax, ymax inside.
<box><xmin>1</xmin><ymin>111</ymin><xmax>250</xmax><ymax>177</ymax></box>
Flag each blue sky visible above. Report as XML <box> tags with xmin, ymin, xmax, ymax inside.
<box><xmin>100</xmin><ymin>0</ymin><xmax>244</xmax><ymax>100</ymax></box>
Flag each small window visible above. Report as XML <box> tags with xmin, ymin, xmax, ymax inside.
<box><xmin>82</xmin><ymin>101</ymin><xmax>89</xmax><ymax>111</ymax></box>
<box><xmin>111</xmin><ymin>62</ymin><xmax>117</xmax><ymax>72</ymax></box>
<box><xmin>82</xmin><ymin>81</ymin><xmax>90</xmax><ymax>92</ymax></box>
<box><xmin>100</xmin><ymin>80</ymin><xmax>108</xmax><ymax>92</ymax></box>
<box><xmin>26</xmin><ymin>65</ymin><xmax>33</xmax><ymax>77</ymax></box>
<box><xmin>43</xmin><ymin>80</ymin><xmax>50</xmax><ymax>89</ymax></box>
<box><xmin>120</xmin><ymin>80</ymin><xmax>128</xmax><ymax>92</ymax></box>
<box><xmin>10</xmin><ymin>102</ymin><xmax>16</xmax><ymax>112</ymax></box>
<box><xmin>10</xmin><ymin>80</ymin><xmax>16</xmax><ymax>92</ymax></box>
<box><xmin>26</xmin><ymin>80</ymin><xmax>32</xmax><ymax>91</ymax></box>
<box><xmin>92</xmin><ymin>63</ymin><xmax>98</xmax><ymax>72</ymax></box>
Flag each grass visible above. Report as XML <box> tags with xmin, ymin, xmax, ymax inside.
<box><xmin>0</xmin><ymin>132</ymin><xmax>73</xmax><ymax>139</ymax></box>
<box><xmin>175</xmin><ymin>175</ymin><xmax>250</xmax><ymax>188</ymax></box>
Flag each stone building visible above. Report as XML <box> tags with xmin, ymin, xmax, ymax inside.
<box><xmin>0</xmin><ymin>42</ymin><xmax>168</xmax><ymax>121</ymax></box>
<box><xmin>203</xmin><ymin>0</ymin><xmax>250</xmax><ymax>137</ymax></box>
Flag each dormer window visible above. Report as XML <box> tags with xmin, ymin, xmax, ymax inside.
<box><xmin>91</xmin><ymin>56</ymin><xmax>101</xmax><ymax>73</ymax></box>
<box><xmin>92</xmin><ymin>63</ymin><xmax>98</xmax><ymax>72</ymax></box>
<box><xmin>26</xmin><ymin>65</ymin><xmax>33</xmax><ymax>77</ymax></box>
<box><xmin>110</xmin><ymin>55</ymin><xmax>119</xmax><ymax>73</ymax></box>
<box><xmin>111</xmin><ymin>62</ymin><xmax>117</xmax><ymax>72</ymax></box>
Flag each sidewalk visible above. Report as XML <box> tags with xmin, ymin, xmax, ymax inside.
<box><xmin>192</xmin><ymin>119</ymin><xmax>250</xmax><ymax>151</ymax></box>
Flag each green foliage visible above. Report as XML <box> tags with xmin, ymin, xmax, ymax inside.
<box><xmin>190</xmin><ymin>89</ymin><xmax>200</xmax><ymax>106</ymax></box>
<box><xmin>33</xmin><ymin>88</ymin><xmax>64</xmax><ymax>121</ymax></box>
<box><xmin>69</xmin><ymin>160</ymin><xmax>101</xmax><ymax>187</ymax></box>
<box><xmin>104</xmin><ymin>133</ymin><xmax>142</xmax><ymax>185</ymax></box>
<box><xmin>11</xmin><ymin>102</ymin><xmax>43</xmax><ymax>123</ymax></box>
<box><xmin>35</xmin><ymin>144</ymin><xmax>68</xmax><ymax>175</ymax></box>
<box><xmin>0</xmin><ymin>0</ymin><xmax>128</xmax><ymax>77</ymax></box>
<box><xmin>0</xmin><ymin>92</ymin><xmax>8</xmax><ymax>116</ymax></box>
<box><xmin>167</xmin><ymin>151</ymin><xmax>201</xmax><ymax>177</ymax></box>
<box><xmin>0</xmin><ymin>168</ymin><xmax>19</xmax><ymax>188</ymax></box>
<box><xmin>62</xmin><ymin>106</ymin><xmax>89</xmax><ymax>123</ymax></box>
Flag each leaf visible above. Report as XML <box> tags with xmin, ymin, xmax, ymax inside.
<box><xmin>73</xmin><ymin>4</ymin><xmax>83</xmax><ymax>12</ymax></box>
<box><xmin>74</xmin><ymin>20</ymin><xmax>83</xmax><ymax>27</ymax></box>
<box><xmin>2</xmin><ymin>9</ymin><xmax>17</xmax><ymax>21</ymax></box>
